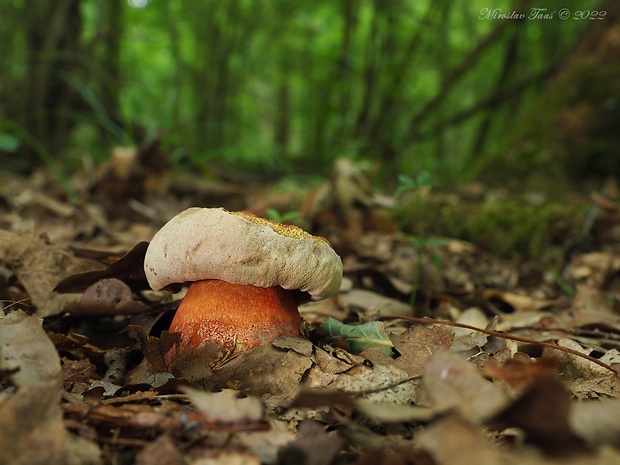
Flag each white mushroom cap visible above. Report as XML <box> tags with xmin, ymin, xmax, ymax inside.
<box><xmin>144</xmin><ymin>207</ymin><xmax>343</xmax><ymax>300</ymax></box>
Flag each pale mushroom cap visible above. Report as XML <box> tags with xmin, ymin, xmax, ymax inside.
<box><xmin>144</xmin><ymin>207</ymin><xmax>343</xmax><ymax>300</ymax></box>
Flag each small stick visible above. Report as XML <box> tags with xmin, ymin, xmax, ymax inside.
<box><xmin>380</xmin><ymin>315</ymin><xmax>617</xmax><ymax>375</ymax></box>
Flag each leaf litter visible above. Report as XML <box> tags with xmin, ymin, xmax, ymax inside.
<box><xmin>3</xmin><ymin>159</ymin><xmax>620</xmax><ymax>464</ymax></box>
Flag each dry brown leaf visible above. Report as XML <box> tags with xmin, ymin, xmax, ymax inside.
<box><xmin>355</xmin><ymin>399</ymin><xmax>437</xmax><ymax>423</ymax></box>
<box><xmin>492</xmin><ymin>377</ymin><xmax>586</xmax><ymax>455</ymax></box>
<box><xmin>349</xmin><ymin>448</ymin><xmax>427</xmax><ymax>465</ymax></box>
<box><xmin>288</xmin><ymin>388</ymin><xmax>358</xmax><ymax>410</ymax></box>
<box><xmin>567</xmin><ymin>252</ymin><xmax>620</xmax><ymax>285</ymax></box>
<box><xmin>331</xmin><ymin>363</ymin><xmax>417</xmax><ymax>405</ymax></box>
<box><xmin>563</xmin><ymin>374</ymin><xmax>620</xmax><ymax>400</ymax></box>
<box><xmin>183</xmin><ymin>388</ymin><xmax>263</xmax><ymax>423</ymax></box>
<box><xmin>64</xmin><ymin>278</ymin><xmax>151</xmax><ymax>316</ymax></box>
<box><xmin>234</xmin><ymin>428</ymin><xmax>296</xmax><ymax>465</ymax></box>
<box><xmin>417</xmin><ymin>415</ymin><xmax>505</xmax><ymax>465</ymax></box>
<box><xmin>483</xmin><ymin>289</ymin><xmax>559</xmax><ymax>313</ymax></box>
<box><xmin>317</xmin><ymin>346</ymin><xmax>358</xmax><ymax>374</ymax></box>
<box><xmin>0</xmin><ymin>230</ymin><xmax>99</xmax><ymax>317</ymax></box>
<box><xmin>135</xmin><ymin>434</ymin><xmax>181</xmax><ymax>465</ymax></box>
<box><xmin>205</xmin><ymin>344</ymin><xmax>313</xmax><ymax>405</ymax></box>
<box><xmin>548</xmin><ymin>338</ymin><xmax>620</xmax><ymax>379</ymax></box>
<box><xmin>128</xmin><ymin>326</ymin><xmax>179</xmax><ymax>373</ymax></box>
<box><xmin>187</xmin><ymin>449</ymin><xmax>260</xmax><ymax>465</ymax></box>
<box><xmin>64</xmin><ymin>434</ymin><xmax>103</xmax><ymax>465</ymax></box>
<box><xmin>271</xmin><ymin>334</ymin><xmax>314</xmax><ymax>357</ymax></box>
<box><xmin>337</xmin><ymin>289</ymin><xmax>413</xmax><ymax>319</ymax></box>
<box><xmin>483</xmin><ymin>354</ymin><xmax>559</xmax><ymax>390</ymax></box>
<box><xmin>570</xmin><ymin>398</ymin><xmax>620</xmax><ymax>448</ymax></box>
<box><xmin>277</xmin><ymin>420</ymin><xmax>344</xmax><ymax>465</ymax></box>
<box><xmin>423</xmin><ymin>352</ymin><xmax>509</xmax><ymax>423</ymax></box>
<box><xmin>0</xmin><ymin>310</ymin><xmax>61</xmax><ymax>387</ymax></box>
<box><xmin>53</xmin><ymin>241</ymin><xmax>151</xmax><ymax>294</ymax></box>
<box><xmin>168</xmin><ymin>342</ymin><xmax>225</xmax><ymax>382</ymax></box>
<box><xmin>0</xmin><ymin>380</ymin><xmax>67</xmax><ymax>465</ymax></box>
<box><xmin>61</xmin><ymin>357</ymin><xmax>100</xmax><ymax>395</ymax></box>
<box><xmin>391</xmin><ymin>324</ymin><xmax>453</xmax><ymax>377</ymax></box>
<box><xmin>449</xmin><ymin>307</ymin><xmax>491</xmax><ymax>354</ymax></box>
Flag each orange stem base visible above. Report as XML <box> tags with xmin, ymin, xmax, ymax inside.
<box><xmin>168</xmin><ymin>279</ymin><xmax>302</xmax><ymax>356</ymax></box>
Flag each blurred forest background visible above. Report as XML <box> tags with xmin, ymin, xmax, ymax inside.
<box><xmin>1</xmin><ymin>0</ymin><xmax>619</xmax><ymax>193</ymax></box>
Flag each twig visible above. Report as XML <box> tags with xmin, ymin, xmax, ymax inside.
<box><xmin>380</xmin><ymin>315</ymin><xmax>617</xmax><ymax>375</ymax></box>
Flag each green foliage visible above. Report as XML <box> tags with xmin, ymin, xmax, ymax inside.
<box><xmin>264</xmin><ymin>208</ymin><xmax>303</xmax><ymax>225</ymax></box>
<box><xmin>401</xmin><ymin>234</ymin><xmax>447</xmax><ymax>271</ymax></box>
<box><xmin>394</xmin><ymin>171</ymin><xmax>446</xmax><ymax>308</ymax></box>
<box><xmin>0</xmin><ymin>0</ymin><xmax>605</xmax><ymax>186</ymax></box>
<box><xmin>395</xmin><ymin>172</ymin><xmax>432</xmax><ymax>197</ymax></box>
<box><xmin>0</xmin><ymin>132</ymin><xmax>20</xmax><ymax>153</ymax></box>
<box><xmin>0</xmin><ymin>121</ymin><xmax>78</xmax><ymax>203</ymax></box>
<box><xmin>320</xmin><ymin>317</ymin><xmax>394</xmax><ymax>356</ymax></box>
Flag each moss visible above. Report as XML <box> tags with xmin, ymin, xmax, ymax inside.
<box><xmin>392</xmin><ymin>197</ymin><xmax>589</xmax><ymax>262</ymax></box>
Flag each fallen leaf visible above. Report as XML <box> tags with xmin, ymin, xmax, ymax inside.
<box><xmin>0</xmin><ymin>380</ymin><xmax>67</xmax><ymax>465</ymax></box>
<box><xmin>272</xmin><ymin>334</ymin><xmax>314</xmax><ymax>357</ymax></box>
<box><xmin>491</xmin><ymin>376</ymin><xmax>586</xmax><ymax>455</ymax></box>
<box><xmin>0</xmin><ymin>310</ymin><xmax>61</xmax><ymax>387</ymax></box>
<box><xmin>168</xmin><ymin>342</ymin><xmax>225</xmax><ymax>382</ymax></box>
<box><xmin>135</xmin><ymin>434</ymin><xmax>182</xmax><ymax>465</ymax></box>
<box><xmin>0</xmin><ymin>230</ymin><xmax>99</xmax><ymax>317</ymax></box>
<box><xmin>551</xmin><ymin>338</ymin><xmax>618</xmax><ymax>378</ymax></box>
<box><xmin>417</xmin><ymin>415</ymin><xmax>505</xmax><ymax>465</ymax></box>
<box><xmin>483</xmin><ymin>353</ymin><xmax>559</xmax><ymax>390</ymax></box>
<box><xmin>54</xmin><ymin>241</ymin><xmax>151</xmax><ymax>293</ymax></box>
<box><xmin>449</xmin><ymin>307</ymin><xmax>491</xmax><ymax>354</ymax></box>
<box><xmin>423</xmin><ymin>352</ymin><xmax>509</xmax><ymax>423</ymax></box>
<box><xmin>321</xmin><ymin>317</ymin><xmax>394</xmax><ymax>356</ymax></box>
<box><xmin>64</xmin><ymin>434</ymin><xmax>103</xmax><ymax>465</ymax></box>
<box><xmin>187</xmin><ymin>449</ymin><xmax>260</xmax><ymax>465</ymax></box>
<box><xmin>391</xmin><ymin>324</ymin><xmax>454</xmax><ymax>377</ymax></box>
<box><xmin>337</xmin><ymin>288</ymin><xmax>413</xmax><ymax>319</ymax></box>
<box><xmin>288</xmin><ymin>388</ymin><xmax>358</xmax><ymax>410</ymax></box>
<box><xmin>570</xmin><ymin>398</ymin><xmax>620</xmax><ymax>448</ymax></box>
<box><xmin>332</xmin><ymin>363</ymin><xmax>417</xmax><ymax>405</ymax></box>
<box><xmin>63</xmin><ymin>278</ymin><xmax>151</xmax><ymax>316</ymax></box>
<box><xmin>205</xmin><ymin>344</ymin><xmax>313</xmax><ymax>405</ymax></box>
<box><xmin>235</xmin><ymin>428</ymin><xmax>296</xmax><ymax>465</ymax></box>
<box><xmin>277</xmin><ymin>420</ymin><xmax>344</xmax><ymax>465</ymax></box>
<box><xmin>182</xmin><ymin>388</ymin><xmax>264</xmax><ymax>423</ymax></box>
<box><xmin>482</xmin><ymin>289</ymin><xmax>558</xmax><ymax>313</ymax></box>
<box><xmin>355</xmin><ymin>399</ymin><xmax>436</xmax><ymax>423</ymax></box>
<box><xmin>128</xmin><ymin>325</ymin><xmax>179</xmax><ymax>373</ymax></box>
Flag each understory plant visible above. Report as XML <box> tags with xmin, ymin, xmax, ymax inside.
<box><xmin>395</xmin><ymin>172</ymin><xmax>447</xmax><ymax>311</ymax></box>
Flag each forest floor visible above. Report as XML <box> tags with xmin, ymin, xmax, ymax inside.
<box><xmin>2</xmin><ymin>153</ymin><xmax>620</xmax><ymax>465</ymax></box>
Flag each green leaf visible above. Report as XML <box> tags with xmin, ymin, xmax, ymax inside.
<box><xmin>265</xmin><ymin>207</ymin><xmax>283</xmax><ymax>222</ymax></box>
<box><xmin>320</xmin><ymin>317</ymin><xmax>394</xmax><ymax>356</ymax></box>
<box><xmin>0</xmin><ymin>132</ymin><xmax>20</xmax><ymax>152</ymax></box>
<box><xmin>429</xmin><ymin>247</ymin><xmax>443</xmax><ymax>270</ymax></box>
<box><xmin>265</xmin><ymin>208</ymin><xmax>302</xmax><ymax>224</ymax></box>
<box><xmin>395</xmin><ymin>174</ymin><xmax>417</xmax><ymax>197</ymax></box>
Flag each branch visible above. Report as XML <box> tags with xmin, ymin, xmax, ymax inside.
<box><xmin>380</xmin><ymin>315</ymin><xmax>618</xmax><ymax>374</ymax></box>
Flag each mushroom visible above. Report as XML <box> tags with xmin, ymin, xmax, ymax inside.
<box><xmin>144</xmin><ymin>207</ymin><xmax>343</xmax><ymax>356</ymax></box>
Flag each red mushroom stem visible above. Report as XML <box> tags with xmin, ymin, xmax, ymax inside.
<box><xmin>168</xmin><ymin>279</ymin><xmax>302</xmax><ymax>356</ymax></box>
